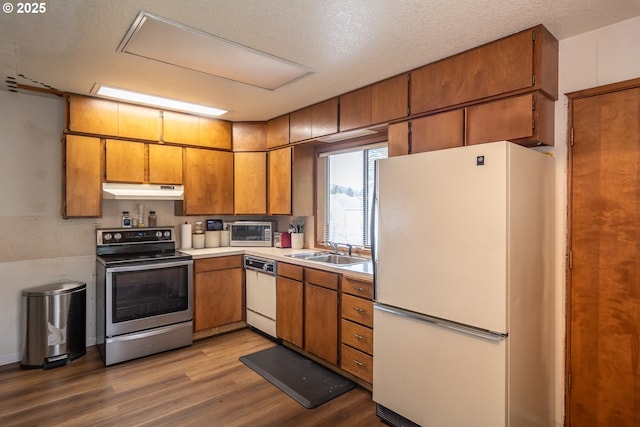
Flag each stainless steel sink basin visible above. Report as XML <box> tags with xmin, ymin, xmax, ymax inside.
<box><xmin>304</xmin><ymin>254</ymin><xmax>369</xmax><ymax>265</ymax></box>
<box><xmin>285</xmin><ymin>252</ymin><xmax>369</xmax><ymax>266</ymax></box>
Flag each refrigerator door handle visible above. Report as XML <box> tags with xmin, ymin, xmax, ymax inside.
<box><xmin>371</xmin><ymin>160</ymin><xmax>379</xmax><ymax>298</ymax></box>
<box><xmin>374</xmin><ymin>304</ymin><xmax>508</xmax><ymax>342</ymax></box>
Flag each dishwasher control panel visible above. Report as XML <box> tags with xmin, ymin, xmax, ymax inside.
<box><xmin>244</xmin><ymin>255</ymin><xmax>277</xmax><ymax>275</ymax></box>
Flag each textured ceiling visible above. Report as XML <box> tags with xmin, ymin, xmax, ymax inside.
<box><xmin>1</xmin><ymin>0</ymin><xmax>639</xmax><ymax>121</ymax></box>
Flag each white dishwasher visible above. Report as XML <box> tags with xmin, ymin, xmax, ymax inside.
<box><xmin>244</xmin><ymin>255</ymin><xmax>277</xmax><ymax>337</ymax></box>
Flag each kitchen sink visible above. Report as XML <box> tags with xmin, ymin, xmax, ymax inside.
<box><xmin>286</xmin><ymin>252</ymin><xmax>369</xmax><ymax>265</ymax></box>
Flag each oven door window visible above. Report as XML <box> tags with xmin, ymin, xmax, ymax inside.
<box><xmin>111</xmin><ymin>265</ymin><xmax>189</xmax><ymax>323</ymax></box>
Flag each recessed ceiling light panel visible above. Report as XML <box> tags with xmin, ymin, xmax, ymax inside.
<box><xmin>118</xmin><ymin>12</ymin><xmax>314</xmax><ymax>90</ymax></box>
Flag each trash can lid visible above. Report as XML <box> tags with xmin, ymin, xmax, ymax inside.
<box><xmin>22</xmin><ymin>281</ymin><xmax>86</xmax><ymax>296</ymax></box>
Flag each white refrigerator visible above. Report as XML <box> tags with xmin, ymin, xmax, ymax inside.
<box><xmin>372</xmin><ymin>141</ymin><xmax>555</xmax><ymax>427</ymax></box>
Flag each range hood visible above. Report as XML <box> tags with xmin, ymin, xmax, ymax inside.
<box><xmin>102</xmin><ymin>183</ymin><xmax>184</xmax><ymax>200</ymax></box>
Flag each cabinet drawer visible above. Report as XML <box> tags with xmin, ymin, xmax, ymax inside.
<box><xmin>342</xmin><ymin>276</ymin><xmax>373</xmax><ymax>299</ymax></box>
<box><xmin>342</xmin><ymin>294</ymin><xmax>373</xmax><ymax>327</ymax></box>
<box><xmin>341</xmin><ymin>344</ymin><xmax>373</xmax><ymax>383</ymax></box>
<box><xmin>195</xmin><ymin>255</ymin><xmax>243</xmax><ymax>272</ymax></box>
<box><xmin>341</xmin><ymin>319</ymin><xmax>373</xmax><ymax>355</ymax></box>
<box><xmin>305</xmin><ymin>268</ymin><xmax>339</xmax><ymax>290</ymax></box>
<box><xmin>278</xmin><ymin>262</ymin><xmax>304</xmax><ymax>281</ymax></box>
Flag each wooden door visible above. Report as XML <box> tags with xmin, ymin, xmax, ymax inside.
<box><xmin>268</xmin><ymin>146</ymin><xmax>292</xmax><ymax>215</ymax></box>
<box><xmin>105</xmin><ymin>139</ymin><xmax>145</xmax><ymax>183</ymax></box>
<box><xmin>184</xmin><ymin>148</ymin><xmax>233</xmax><ymax>215</ymax></box>
<box><xmin>266</xmin><ymin>114</ymin><xmax>289</xmax><ymax>148</ymax></box>
<box><xmin>234</xmin><ymin>152</ymin><xmax>267</xmax><ymax>214</ymax></box>
<box><xmin>63</xmin><ymin>135</ymin><xmax>102</xmax><ymax>217</ymax></box>
<box><xmin>67</xmin><ymin>95</ymin><xmax>118</xmax><ymax>136</ymax></box>
<box><xmin>118</xmin><ymin>103</ymin><xmax>160</xmax><ymax>141</ymax></box>
<box><xmin>304</xmin><ymin>283</ymin><xmax>338</xmax><ymax>365</ymax></box>
<box><xmin>276</xmin><ymin>275</ymin><xmax>303</xmax><ymax>347</ymax></box>
<box><xmin>194</xmin><ymin>268</ymin><xmax>244</xmax><ymax>331</ymax></box>
<box><xmin>567</xmin><ymin>81</ymin><xmax>640</xmax><ymax>427</ymax></box>
<box><xmin>411</xmin><ymin>109</ymin><xmax>464</xmax><ymax>153</ymax></box>
<box><xmin>371</xmin><ymin>73</ymin><xmax>408</xmax><ymax>124</ymax></box>
<box><xmin>340</xmin><ymin>86</ymin><xmax>372</xmax><ymax>132</ymax></box>
<box><xmin>148</xmin><ymin>144</ymin><xmax>183</xmax><ymax>184</ymax></box>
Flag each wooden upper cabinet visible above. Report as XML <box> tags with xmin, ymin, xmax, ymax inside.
<box><xmin>232</xmin><ymin>122</ymin><xmax>266</xmax><ymax>151</ymax></box>
<box><xmin>67</xmin><ymin>95</ymin><xmax>118</xmax><ymax>136</ymax></box>
<box><xmin>105</xmin><ymin>140</ymin><xmax>145</xmax><ymax>183</ymax></box>
<box><xmin>372</xmin><ymin>74</ymin><xmax>409</xmax><ymax>124</ymax></box>
<box><xmin>340</xmin><ymin>86</ymin><xmax>372</xmax><ymax>132</ymax></box>
<box><xmin>268</xmin><ymin>146</ymin><xmax>292</xmax><ymax>215</ymax></box>
<box><xmin>290</xmin><ymin>98</ymin><xmax>338</xmax><ymax>142</ymax></box>
<box><xmin>411</xmin><ymin>25</ymin><xmax>558</xmax><ymax>115</ymax></box>
<box><xmin>183</xmin><ymin>148</ymin><xmax>233</xmax><ymax>215</ymax></box>
<box><xmin>266</xmin><ymin>114</ymin><xmax>290</xmax><ymax>148</ymax></box>
<box><xmin>162</xmin><ymin>111</ymin><xmax>200</xmax><ymax>146</ymax></box>
<box><xmin>234</xmin><ymin>151</ymin><xmax>267</xmax><ymax>215</ymax></box>
<box><xmin>63</xmin><ymin>135</ymin><xmax>102</xmax><ymax>218</ymax></box>
<box><xmin>148</xmin><ymin>144</ymin><xmax>183</xmax><ymax>184</ymax></box>
<box><xmin>163</xmin><ymin>111</ymin><xmax>232</xmax><ymax>149</ymax></box>
<box><xmin>118</xmin><ymin>103</ymin><xmax>161</xmax><ymax>141</ymax></box>
<box><xmin>466</xmin><ymin>91</ymin><xmax>554</xmax><ymax>147</ymax></box>
<box><xmin>387</xmin><ymin>122</ymin><xmax>409</xmax><ymax>157</ymax></box>
<box><xmin>411</xmin><ymin>109</ymin><xmax>464</xmax><ymax>154</ymax></box>
<box><xmin>199</xmin><ymin>116</ymin><xmax>232</xmax><ymax>149</ymax></box>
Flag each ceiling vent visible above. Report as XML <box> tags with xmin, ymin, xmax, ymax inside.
<box><xmin>118</xmin><ymin>12</ymin><xmax>314</xmax><ymax>90</ymax></box>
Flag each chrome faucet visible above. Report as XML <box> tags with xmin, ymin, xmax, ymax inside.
<box><xmin>327</xmin><ymin>241</ymin><xmax>339</xmax><ymax>254</ymax></box>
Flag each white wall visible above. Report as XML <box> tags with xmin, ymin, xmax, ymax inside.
<box><xmin>551</xmin><ymin>15</ymin><xmax>640</xmax><ymax>427</ymax></box>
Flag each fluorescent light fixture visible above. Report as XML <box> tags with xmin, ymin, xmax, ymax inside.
<box><xmin>93</xmin><ymin>84</ymin><xmax>228</xmax><ymax>117</ymax></box>
<box><xmin>316</xmin><ymin>129</ymin><xmax>378</xmax><ymax>143</ymax></box>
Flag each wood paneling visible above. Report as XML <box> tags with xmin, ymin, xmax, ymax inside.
<box><xmin>567</xmin><ymin>84</ymin><xmax>640</xmax><ymax>427</ymax></box>
<box><xmin>0</xmin><ymin>330</ymin><xmax>382</xmax><ymax>426</ymax></box>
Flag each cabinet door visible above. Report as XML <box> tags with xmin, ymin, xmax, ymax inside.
<box><xmin>184</xmin><ymin>148</ymin><xmax>233</xmax><ymax>215</ymax></box>
<box><xmin>371</xmin><ymin>73</ymin><xmax>408</xmax><ymax>124</ymax></box>
<box><xmin>162</xmin><ymin>111</ymin><xmax>200</xmax><ymax>146</ymax></box>
<box><xmin>148</xmin><ymin>144</ymin><xmax>183</xmax><ymax>184</ymax></box>
<box><xmin>411</xmin><ymin>109</ymin><xmax>464</xmax><ymax>153</ymax></box>
<box><xmin>67</xmin><ymin>95</ymin><xmax>118</xmax><ymax>136</ymax></box>
<box><xmin>105</xmin><ymin>139</ymin><xmax>145</xmax><ymax>183</ymax></box>
<box><xmin>118</xmin><ymin>103</ymin><xmax>160</xmax><ymax>141</ymax></box>
<box><xmin>232</xmin><ymin>122</ymin><xmax>266</xmax><ymax>151</ymax></box>
<box><xmin>411</xmin><ymin>28</ymin><xmax>533</xmax><ymax>114</ymax></box>
<box><xmin>340</xmin><ymin>86</ymin><xmax>372</xmax><ymax>132</ymax></box>
<box><xmin>388</xmin><ymin>122</ymin><xmax>409</xmax><ymax>157</ymax></box>
<box><xmin>234</xmin><ymin>152</ymin><xmax>266</xmax><ymax>214</ymax></box>
<box><xmin>268</xmin><ymin>146</ymin><xmax>292</xmax><ymax>215</ymax></box>
<box><xmin>289</xmin><ymin>107</ymin><xmax>312</xmax><ymax>143</ymax></box>
<box><xmin>63</xmin><ymin>135</ymin><xmax>102</xmax><ymax>218</ymax></box>
<box><xmin>276</xmin><ymin>275</ymin><xmax>303</xmax><ymax>347</ymax></box>
<box><xmin>199</xmin><ymin>117</ymin><xmax>232</xmax><ymax>150</ymax></box>
<box><xmin>312</xmin><ymin>98</ymin><xmax>338</xmax><ymax>138</ymax></box>
<box><xmin>266</xmin><ymin>114</ymin><xmax>289</xmax><ymax>148</ymax></box>
<box><xmin>466</xmin><ymin>93</ymin><xmax>534</xmax><ymax>146</ymax></box>
<box><xmin>304</xmin><ymin>282</ymin><xmax>338</xmax><ymax>365</ymax></box>
<box><xmin>194</xmin><ymin>267</ymin><xmax>244</xmax><ymax>331</ymax></box>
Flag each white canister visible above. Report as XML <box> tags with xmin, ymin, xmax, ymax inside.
<box><xmin>291</xmin><ymin>233</ymin><xmax>304</xmax><ymax>249</ymax></box>
<box><xmin>205</xmin><ymin>231</ymin><xmax>221</xmax><ymax>248</ymax></box>
<box><xmin>220</xmin><ymin>230</ymin><xmax>230</xmax><ymax>247</ymax></box>
<box><xmin>192</xmin><ymin>233</ymin><xmax>205</xmax><ymax>249</ymax></box>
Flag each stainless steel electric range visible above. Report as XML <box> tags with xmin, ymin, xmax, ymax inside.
<box><xmin>95</xmin><ymin>227</ymin><xmax>193</xmax><ymax>366</ymax></box>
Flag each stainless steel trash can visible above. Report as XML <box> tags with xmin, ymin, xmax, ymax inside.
<box><xmin>21</xmin><ymin>282</ymin><xmax>86</xmax><ymax>369</ymax></box>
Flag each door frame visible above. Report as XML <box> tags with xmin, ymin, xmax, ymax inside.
<box><xmin>565</xmin><ymin>76</ymin><xmax>640</xmax><ymax>426</ymax></box>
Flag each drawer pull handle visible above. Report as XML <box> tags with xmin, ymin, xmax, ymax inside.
<box><xmin>353</xmin><ymin>307</ymin><xmax>366</xmax><ymax>313</ymax></box>
<box><xmin>353</xmin><ymin>333</ymin><xmax>365</xmax><ymax>340</ymax></box>
<box><xmin>353</xmin><ymin>359</ymin><xmax>366</xmax><ymax>367</ymax></box>
<box><xmin>355</xmin><ymin>287</ymin><xmax>366</xmax><ymax>292</ymax></box>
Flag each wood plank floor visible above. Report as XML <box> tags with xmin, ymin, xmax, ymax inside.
<box><xmin>0</xmin><ymin>329</ymin><xmax>385</xmax><ymax>426</ymax></box>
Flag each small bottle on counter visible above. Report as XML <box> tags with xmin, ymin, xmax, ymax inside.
<box><xmin>148</xmin><ymin>211</ymin><xmax>158</xmax><ymax>227</ymax></box>
<box><xmin>121</xmin><ymin>211</ymin><xmax>132</xmax><ymax>228</ymax></box>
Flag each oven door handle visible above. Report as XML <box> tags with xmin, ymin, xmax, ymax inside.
<box><xmin>105</xmin><ymin>259</ymin><xmax>193</xmax><ymax>273</ymax></box>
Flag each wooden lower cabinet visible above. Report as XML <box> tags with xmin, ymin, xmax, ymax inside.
<box><xmin>63</xmin><ymin>135</ymin><xmax>102</xmax><ymax>218</ymax></box>
<box><xmin>340</xmin><ymin>275</ymin><xmax>374</xmax><ymax>384</ymax></box>
<box><xmin>276</xmin><ymin>263</ymin><xmax>304</xmax><ymax>348</ymax></box>
<box><xmin>304</xmin><ymin>268</ymin><xmax>339</xmax><ymax>365</ymax></box>
<box><xmin>193</xmin><ymin>256</ymin><xmax>244</xmax><ymax>335</ymax></box>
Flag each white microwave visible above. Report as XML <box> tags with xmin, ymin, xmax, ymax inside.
<box><xmin>230</xmin><ymin>221</ymin><xmax>273</xmax><ymax>247</ymax></box>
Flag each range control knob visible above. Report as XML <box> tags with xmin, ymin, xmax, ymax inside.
<box><xmin>114</xmin><ymin>233</ymin><xmax>122</xmax><ymax>240</ymax></box>
<box><xmin>155</xmin><ymin>231</ymin><xmax>163</xmax><ymax>239</ymax></box>
<box><xmin>164</xmin><ymin>231</ymin><xmax>171</xmax><ymax>239</ymax></box>
<box><xmin>103</xmin><ymin>233</ymin><xmax>112</xmax><ymax>241</ymax></box>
